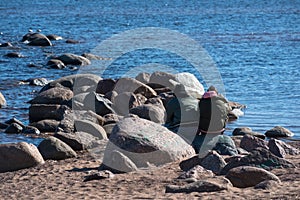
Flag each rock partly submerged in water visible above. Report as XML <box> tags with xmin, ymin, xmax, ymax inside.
<box><xmin>22</xmin><ymin>32</ymin><xmax>52</xmax><ymax>46</ymax></box>
<box><xmin>265</xmin><ymin>126</ymin><xmax>294</xmax><ymax>138</ymax></box>
<box><xmin>0</xmin><ymin>92</ymin><xmax>6</xmax><ymax>108</ymax></box>
<box><xmin>55</xmin><ymin>53</ymin><xmax>91</xmax><ymax>66</ymax></box>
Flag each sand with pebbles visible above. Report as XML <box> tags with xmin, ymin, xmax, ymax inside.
<box><xmin>0</xmin><ymin>142</ymin><xmax>299</xmax><ymax>200</ymax></box>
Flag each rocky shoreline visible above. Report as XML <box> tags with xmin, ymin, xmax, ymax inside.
<box><xmin>0</xmin><ymin>32</ymin><xmax>299</xmax><ymax>199</ymax></box>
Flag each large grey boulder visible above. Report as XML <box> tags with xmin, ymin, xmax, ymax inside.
<box><xmin>102</xmin><ymin>116</ymin><xmax>195</xmax><ymax>171</ymax></box>
<box><xmin>113</xmin><ymin>78</ymin><xmax>157</xmax><ymax>98</ymax></box>
<box><xmin>96</xmin><ymin>79</ymin><xmax>116</xmax><ymax>95</ymax></box>
<box><xmin>72</xmin><ymin>92</ymin><xmax>115</xmax><ymax>116</ymax></box>
<box><xmin>29</xmin><ymin>104</ymin><xmax>70</xmax><ymax>123</ymax></box>
<box><xmin>100</xmin><ymin>150</ymin><xmax>138</xmax><ymax>173</ymax></box>
<box><xmin>56</xmin><ymin>53</ymin><xmax>91</xmax><ymax>66</ymax></box>
<box><xmin>0</xmin><ymin>142</ymin><xmax>44</xmax><ymax>172</ymax></box>
<box><xmin>225</xmin><ymin>166</ymin><xmax>280</xmax><ymax>188</ymax></box>
<box><xmin>74</xmin><ymin>119</ymin><xmax>107</xmax><ymax>139</ymax></box>
<box><xmin>173</xmin><ymin>72</ymin><xmax>205</xmax><ymax>98</ymax></box>
<box><xmin>149</xmin><ymin>71</ymin><xmax>176</xmax><ymax>89</ymax></box>
<box><xmin>29</xmin><ymin>87</ymin><xmax>73</xmax><ymax>106</ymax></box>
<box><xmin>265</xmin><ymin>126</ymin><xmax>294</xmax><ymax>138</ymax></box>
<box><xmin>0</xmin><ymin>92</ymin><xmax>6</xmax><ymax>108</ymax></box>
<box><xmin>38</xmin><ymin>136</ymin><xmax>77</xmax><ymax>160</ymax></box>
<box><xmin>54</xmin><ymin>131</ymin><xmax>100</xmax><ymax>151</ymax></box>
<box><xmin>57</xmin><ymin>110</ymin><xmax>105</xmax><ymax>134</ymax></box>
<box><xmin>135</xmin><ymin>72</ymin><xmax>150</xmax><ymax>84</ymax></box>
<box><xmin>220</xmin><ymin>148</ymin><xmax>295</xmax><ymax>175</ymax></box>
<box><xmin>30</xmin><ymin>119</ymin><xmax>60</xmax><ymax>132</ymax></box>
<box><xmin>129</xmin><ymin>104</ymin><xmax>166</xmax><ymax>124</ymax></box>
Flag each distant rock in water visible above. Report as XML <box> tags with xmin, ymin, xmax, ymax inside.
<box><xmin>265</xmin><ymin>126</ymin><xmax>294</xmax><ymax>138</ymax></box>
<box><xmin>22</xmin><ymin>32</ymin><xmax>52</xmax><ymax>46</ymax></box>
<box><xmin>47</xmin><ymin>59</ymin><xmax>66</xmax><ymax>69</ymax></box>
<box><xmin>0</xmin><ymin>42</ymin><xmax>13</xmax><ymax>47</ymax></box>
<box><xmin>46</xmin><ymin>34</ymin><xmax>63</xmax><ymax>40</ymax></box>
<box><xmin>5</xmin><ymin>52</ymin><xmax>24</xmax><ymax>58</ymax></box>
<box><xmin>21</xmin><ymin>78</ymin><xmax>49</xmax><ymax>86</ymax></box>
<box><xmin>0</xmin><ymin>92</ymin><xmax>6</xmax><ymax>108</ymax></box>
<box><xmin>66</xmin><ymin>39</ymin><xmax>80</xmax><ymax>44</ymax></box>
<box><xmin>81</xmin><ymin>53</ymin><xmax>107</xmax><ymax>60</ymax></box>
<box><xmin>55</xmin><ymin>53</ymin><xmax>91</xmax><ymax>66</ymax></box>
<box><xmin>4</xmin><ymin>123</ymin><xmax>23</xmax><ymax>134</ymax></box>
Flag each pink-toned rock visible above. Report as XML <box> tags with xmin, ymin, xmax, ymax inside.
<box><xmin>102</xmin><ymin>116</ymin><xmax>195</xmax><ymax>170</ymax></box>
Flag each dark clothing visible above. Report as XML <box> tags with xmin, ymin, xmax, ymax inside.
<box><xmin>198</xmin><ymin>95</ymin><xmax>230</xmax><ymax>134</ymax></box>
<box><xmin>192</xmin><ymin>94</ymin><xmax>230</xmax><ymax>154</ymax></box>
<box><xmin>165</xmin><ymin>96</ymin><xmax>199</xmax><ymax>132</ymax></box>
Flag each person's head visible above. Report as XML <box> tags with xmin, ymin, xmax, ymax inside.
<box><xmin>207</xmin><ymin>85</ymin><xmax>218</xmax><ymax>94</ymax></box>
<box><xmin>202</xmin><ymin>90</ymin><xmax>218</xmax><ymax>99</ymax></box>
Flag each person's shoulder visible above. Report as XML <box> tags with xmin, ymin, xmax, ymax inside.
<box><xmin>215</xmin><ymin>94</ymin><xmax>229</xmax><ymax>103</ymax></box>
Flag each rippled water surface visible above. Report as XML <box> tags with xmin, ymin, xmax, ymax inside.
<box><xmin>0</xmin><ymin>0</ymin><xmax>299</xmax><ymax>144</ymax></box>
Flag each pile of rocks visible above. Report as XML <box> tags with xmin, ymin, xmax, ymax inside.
<box><xmin>0</xmin><ymin>70</ymin><xmax>298</xmax><ymax>195</ymax></box>
<box><xmin>165</xmin><ymin>134</ymin><xmax>299</xmax><ymax>193</ymax></box>
<box><xmin>0</xmin><ymin>71</ymin><xmax>207</xmax><ymax>173</ymax></box>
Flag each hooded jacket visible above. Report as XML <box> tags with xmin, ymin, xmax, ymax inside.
<box><xmin>198</xmin><ymin>91</ymin><xmax>230</xmax><ymax>133</ymax></box>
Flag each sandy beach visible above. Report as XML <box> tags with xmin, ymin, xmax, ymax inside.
<box><xmin>0</xmin><ymin>141</ymin><xmax>299</xmax><ymax>200</ymax></box>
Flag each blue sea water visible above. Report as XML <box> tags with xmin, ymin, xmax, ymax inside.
<box><xmin>0</xmin><ymin>0</ymin><xmax>299</xmax><ymax>145</ymax></box>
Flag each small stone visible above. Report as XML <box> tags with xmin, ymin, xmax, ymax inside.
<box><xmin>254</xmin><ymin>180</ymin><xmax>279</xmax><ymax>190</ymax></box>
<box><xmin>200</xmin><ymin>150</ymin><xmax>226</xmax><ymax>174</ymax></box>
<box><xmin>83</xmin><ymin>170</ymin><xmax>114</xmax><ymax>182</ymax></box>
<box><xmin>5</xmin><ymin>117</ymin><xmax>25</xmax><ymax>128</ymax></box>
<box><xmin>4</xmin><ymin>123</ymin><xmax>23</xmax><ymax>134</ymax></box>
<box><xmin>66</xmin><ymin>39</ymin><xmax>80</xmax><ymax>44</ymax></box>
<box><xmin>225</xmin><ymin>166</ymin><xmax>280</xmax><ymax>188</ymax></box>
<box><xmin>177</xmin><ymin>165</ymin><xmax>214</xmax><ymax>180</ymax></box>
<box><xmin>5</xmin><ymin>52</ymin><xmax>24</xmax><ymax>58</ymax></box>
<box><xmin>165</xmin><ymin>177</ymin><xmax>232</xmax><ymax>193</ymax></box>
<box><xmin>22</xmin><ymin>126</ymin><xmax>40</xmax><ymax>135</ymax></box>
